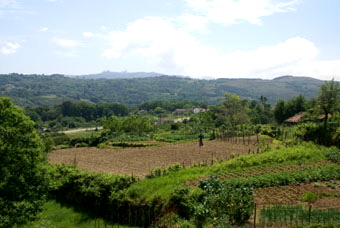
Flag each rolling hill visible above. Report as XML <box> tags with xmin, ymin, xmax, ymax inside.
<box><xmin>0</xmin><ymin>73</ymin><xmax>325</xmax><ymax>107</ymax></box>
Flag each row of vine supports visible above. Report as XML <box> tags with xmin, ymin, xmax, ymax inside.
<box><xmin>252</xmin><ymin>203</ymin><xmax>340</xmax><ymax>228</ymax></box>
<box><xmin>90</xmin><ymin>203</ymin><xmax>340</xmax><ymax>227</ymax></box>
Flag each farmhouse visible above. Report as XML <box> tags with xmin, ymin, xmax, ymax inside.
<box><xmin>172</xmin><ymin>108</ymin><xmax>193</xmax><ymax>115</ymax></box>
<box><xmin>158</xmin><ymin>117</ymin><xmax>174</xmax><ymax>124</ymax></box>
<box><xmin>193</xmin><ymin>107</ymin><xmax>207</xmax><ymax>114</ymax></box>
<box><xmin>284</xmin><ymin>111</ymin><xmax>330</xmax><ymax>124</ymax></box>
<box><xmin>284</xmin><ymin>112</ymin><xmax>305</xmax><ymax>124</ymax></box>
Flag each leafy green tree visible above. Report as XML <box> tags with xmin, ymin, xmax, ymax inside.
<box><xmin>152</xmin><ymin>106</ymin><xmax>167</xmax><ymax>117</ymax></box>
<box><xmin>317</xmin><ymin>79</ymin><xmax>340</xmax><ymax>127</ymax></box>
<box><xmin>0</xmin><ymin>97</ymin><xmax>49</xmax><ymax>228</ymax></box>
<box><xmin>102</xmin><ymin>115</ymin><xmax>153</xmax><ymax>136</ymax></box>
<box><xmin>274</xmin><ymin>95</ymin><xmax>306</xmax><ymax>124</ymax></box>
<box><xmin>102</xmin><ymin>115</ymin><xmax>122</xmax><ymax>135</ymax></box>
<box><xmin>221</xmin><ymin>93</ymin><xmax>250</xmax><ymax>127</ymax></box>
<box><xmin>274</xmin><ymin>99</ymin><xmax>286</xmax><ymax>124</ymax></box>
<box><xmin>248</xmin><ymin>98</ymin><xmax>273</xmax><ymax>124</ymax></box>
<box><xmin>122</xmin><ymin>115</ymin><xmax>153</xmax><ymax>135</ymax></box>
<box><xmin>190</xmin><ymin>111</ymin><xmax>215</xmax><ymax>133</ymax></box>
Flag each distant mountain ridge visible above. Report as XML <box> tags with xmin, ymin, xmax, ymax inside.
<box><xmin>71</xmin><ymin>71</ymin><xmax>164</xmax><ymax>79</ymax></box>
<box><xmin>0</xmin><ymin>73</ymin><xmax>326</xmax><ymax>107</ymax></box>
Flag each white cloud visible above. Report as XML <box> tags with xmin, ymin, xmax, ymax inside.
<box><xmin>55</xmin><ymin>50</ymin><xmax>78</xmax><ymax>57</ymax></box>
<box><xmin>176</xmin><ymin>14</ymin><xmax>209</xmax><ymax>32</ymax></box>
<box><xmin>83</xmin><ymin>32</ymin><xmax>95</xmax><ymax>37</ymax></box>
<box><xmin>184</xmin><ymin>0</ymin><xmax>298</xmax><ymax>25</ymax></box>
<box><xmin>102</xmin><ymin>17</ymin><xmax>340</xmax><ymax>81</ymax></box>
<box><xmin>0</xmin><ymin>0</ymin><xmax>20</xmax><ymax>15</ymax></box>
<box><xmin>0</xmin><ymin>41</ymin><xmax>20</xmax><ymax>54</ymax></box>
<box><xmin>53</xmin><ymin>38</ymin><xmax>80</xmax><ymax>47</ymax></box>
<box><xmin>40</xmin><ymin>27</ymin><xmax>48</xmax><ymax>32</ymax></box>
<box><xmin>82</xmin><ymin>31</ymin><xmax>106</xmax><ymax>39</ymax></box>
<box><xmin>0</xmin><ymin>0</ymin><xmax>19</xmax><ymax>8</ymax></box>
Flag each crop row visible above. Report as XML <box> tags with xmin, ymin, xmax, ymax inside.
<box><xmin>212</xmin><ymin>142</ymin><xmax>330</xmax><ymax>174</ymax></box>
<box><xmin>259</xmin><ymin>204</ymin><xmax>340</xmax><ymax>226</ymax></box>
<box><xmin>218</xmin><ymin>160</ymin><xmax>333</xmax><ymax>180</ymax></box>
<box><xmin>221</xmin><ymin>165</ymin><xmax>340</xmax><ymax>189</ymax></box>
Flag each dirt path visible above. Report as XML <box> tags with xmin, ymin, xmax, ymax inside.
<box><xmin>48</xmin><ymin>140</ymin><xmax>258</xmax><ymax>177</ymax></box>
<box><xmin>59</xmin><ymin>127</ymin><xmax>103</xmax><ymax>134</ymax></box>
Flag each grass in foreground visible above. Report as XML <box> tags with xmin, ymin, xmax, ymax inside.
<box><xmin>19</xmin><ymin>200</ymin><xmax>136</xmax><ymax>228</ymax></box>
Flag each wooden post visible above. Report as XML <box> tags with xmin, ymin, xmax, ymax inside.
<box><xmin>134</xmin><ymin>209</ymin><xmax>137</xmax><ymax>227</ymax></box>
<box><xmin>254</xmin><ymin>203</ymin><xmax>257</xmax><ymax>228</ymax></box>
<box><xmin>148</xmin><ymin>207</ymin><xmax>151</xmax><ymax>227</ymax></box>
<box><xmin>308</xmin><ymin>204</ymin><xmax>312</xmax><ymax>224</ymax></box>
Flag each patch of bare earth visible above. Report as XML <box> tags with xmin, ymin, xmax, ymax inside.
<box><xmin>48</xmin><ymin>140</ymin><xmax>258</xmax><ymax>178</ymax></box>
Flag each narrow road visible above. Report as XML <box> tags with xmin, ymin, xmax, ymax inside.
<box><xmin>59</xmin><ymin>126</ymin><xmax>103</xmax><ymax>134</ymax></box>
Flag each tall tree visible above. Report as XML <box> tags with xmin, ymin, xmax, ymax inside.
<box><xmin>317</xmin><ymin>79</ymin><xmax>340</xmax><ymax>127</ymax></box>
<box><xmin>221</xmin><ymin>93</ymin><xmax>250</xmax><ymax>127</ymax></box>
<box><xmin>0</xmin><ymin>97</ymin><xmax>49</xmax><ymax>228</ymax></box>
<box><xmin>273</xmin><ymin>99</ymin><xmax>286</xmax><ymax>124</ymax></box>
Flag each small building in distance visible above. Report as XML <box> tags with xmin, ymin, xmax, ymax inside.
<box><xmin>172</xmin><ymin>108</ymin><xmax>206</xmax><ymax>115</ymax></box>
<box><xmin>193</xmin><ymin>107</ymin><xmax>207</xmax><ymax>114</ymax></box>
<box><xmin>284</xmin><ymin>112</ymin><xmax>305</xmax><ymax>124</ymax></box>
<box><xmin>284</xmin><ymin>111</ymin><xmax>328</xmax><ymax>124</ymax></box>
<box><xmin>172</xmin><ymin>108</ymin><xmax>193</xmax><ymax>115</ymax></box>
<box><xmin>158</xmin><ymin>117</ymin><xmax>175</xmax><ymax>124</ymax></box>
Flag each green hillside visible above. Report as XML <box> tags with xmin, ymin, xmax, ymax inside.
<box><xmin>0</xmin><ymin>73</ymin><xmax>324</xmax><ymax>107</ymax></box>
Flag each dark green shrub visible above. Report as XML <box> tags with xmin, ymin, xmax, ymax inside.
<box><xmin>326</xmin><ymin>149</ymin><xmax>340</xmax><ymax>163</ymax></box>
<box><xmin>48</xmin><ymin>165</ymin><xmax>137</xmax><ymax>217</ymax></box>
<box><xmin>196</xmin><ymin>176</ymin><xmax>254</xmax><ymax>226</ymax></box>
<box><xmin>169</xmin><ymin>186</ymin><xmax>193</xmax><ymax>219</ymax></box>
<box><xmin>50</xmin><ymin>133</ymin><xmax>70</xmax><ymax>146</ymax></box>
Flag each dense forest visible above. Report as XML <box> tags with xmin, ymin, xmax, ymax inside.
<box><xmin>0</xmin><ymin>73</ymin><xmax>324</xmax><ymax>107</ymax></box>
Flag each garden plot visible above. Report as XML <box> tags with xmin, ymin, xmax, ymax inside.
<box><xmin>48</xmin><ymin>140</ymin><xmax>258</xmax><ymax>177</ymax></box>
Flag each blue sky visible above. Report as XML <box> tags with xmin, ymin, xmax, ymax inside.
<box><xmin>1</xmin><ymin>0</ymin><xmax>340</xmax><ymax>80</ymax></box>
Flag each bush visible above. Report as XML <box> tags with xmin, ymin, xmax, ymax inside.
<box><xmin>195</xmin><ymin>176</ymin><xmax>254</xmax><ymax>226</ymax></box>
<box><xmin>295</xmin><ymin>122</ymin><xmax>340</xmax><ymax>147</ymax></box>
<box><xmin>48</xmin><ymin>165</ymin><xmax>137</xmax><ymax>217</ymax></box>
<box><xmin>326</xmin><ymin>149</ymin><xmax>340</xmax><ymax>163</ymax></box>
<box><xmin>50</xmin><ymin>133</ymin><xmax>70</xmax><ymax>146</ymax></box>
<box><xmin>301</xmin><ymin>192</ymin><xmax>318</xmax><ymax>204</ymax></box>
<box><xmin>169</xmin><ymin>186</ymin><xmax>194</xmax><ymax>219</ymax></box>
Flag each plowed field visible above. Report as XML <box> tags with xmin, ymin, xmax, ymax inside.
<box><xmin>48</xmin><ymin>140</ymin><xmax>258</xmax><ymax>177</ymax></box>
<box><xmin>254</xmin><ymin>181</ymin><xmax>340</xmax><ymax>209</ymax></box>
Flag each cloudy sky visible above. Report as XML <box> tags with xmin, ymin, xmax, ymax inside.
<box><xmin>1</xmin><ymin>0</ymin><xmax>340</xmax><ymax>80</ymax></box>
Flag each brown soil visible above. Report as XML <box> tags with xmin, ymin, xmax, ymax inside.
<box><xmin>48</xmin><ymin>140</ymin><xmax>258</xmax><ymax>177</ymax></box>
<box><xmin>254</xmin><ymin>181</ymin><xmax>340</xmax><ymax>209</ymax></box>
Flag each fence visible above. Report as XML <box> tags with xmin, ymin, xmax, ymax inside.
<box><xmin>90</xmin><ymin>205</ymin><xmax>165</xmax><ymax>228</ymax></box>
<box><xmin>252</xmin><ymin>203</ymin><xmax>340</xmax><ymax>228</ymax></box>
<box><xmin>90</xmin><ymin>203</ymin><xmax>340</xmax><ymax>227</ymax></box>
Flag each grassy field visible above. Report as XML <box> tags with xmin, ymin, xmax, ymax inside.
<box><xmin>19</xmin><ymin>200</ymin><xmax>137</xmax><ymax>228</ymax></box>
<box><xmin>65</xmin><ymin>129</ymin><xmax>102</xmax><ymax>139</ymax></box>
